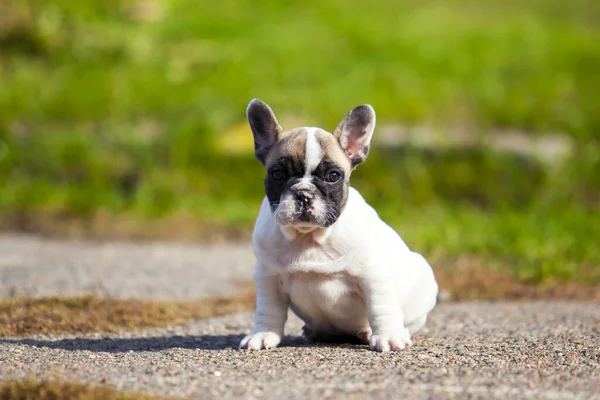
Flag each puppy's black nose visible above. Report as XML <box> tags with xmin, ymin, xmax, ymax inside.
<box><xmin>295</xmin><ymin>190</ymin><xmax>313</xmax><ymax>206</ymax></box>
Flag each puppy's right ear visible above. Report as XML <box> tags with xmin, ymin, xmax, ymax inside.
<box><xmin>247</xmin><ymin>99</ymin><xmax>283</xmax><ymax>165</ymax></box>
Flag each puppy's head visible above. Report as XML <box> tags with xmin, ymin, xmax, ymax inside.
<box><xmin>247</xmin><ymin>99</ymin><xmax>375</xmax><ymax>230</ymax></box>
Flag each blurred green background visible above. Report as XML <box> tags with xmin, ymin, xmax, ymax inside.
<box><xmin>0</xmin><ymin>0</ymin><xmax>599</xmax><ymax>285</ymax></box>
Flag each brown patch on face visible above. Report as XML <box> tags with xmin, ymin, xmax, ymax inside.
<box><xmin>315</xmin><ymin>130</ymin><xmax>352</xmax><ymax>172</ymax></box>
<box><xmin>264</xmin><ymin>128</ymin><xmax>308</xmax><ymax>168</ymax></box>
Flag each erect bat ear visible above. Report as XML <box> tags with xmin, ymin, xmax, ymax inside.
<box><xmin>247</xmin><ymin>99</ymin><xmax>284</xmax><ymax>165</ymax></box>
<box><xmin>333</xmin><ymin>104</ymin><xmax>376</xmax><ymax>168</ymax></box>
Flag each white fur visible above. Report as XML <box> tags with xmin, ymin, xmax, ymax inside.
<box><xmin>240</xmin><ymin>187</ymin><xmax>439</xmax><ymax>352</ymax></box>
<box><xmin>293</xmin><ymin>127</ymin><xmax>322</xmax><ymax>189</ymax></box>
<box><xmin>303</xmin><ymin>127</ymin><xmax>323</xmax><ymax>175</ymax></box>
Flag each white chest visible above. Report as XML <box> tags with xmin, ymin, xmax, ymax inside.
<box><xmin>279</xmin><ymin>271</ymin><xmax>368</xmax><ymax>333</ymax></box>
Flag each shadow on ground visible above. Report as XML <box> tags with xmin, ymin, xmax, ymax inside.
<box><xmin>0</xmin><ymin>334</ymin><xmax>354</xmax><ymax>353</ymax></box>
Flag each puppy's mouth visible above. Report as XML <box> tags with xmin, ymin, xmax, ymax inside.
<box><xmin>271</xmin><ymin>201</ymin><xmax>339</xmax><ymax>230</ymax></box>
<box><xmin>288</xmin><ymin>214</ymin><xmax>323</xmax><ymax>234</ymax></box>
<box><xmin>297</xmin><ymin>209</ymin><xmax>312</xmax><ymax>223</ymax></box>
<box><xmin>287</xmin><ymin>208</ymin><xmax>319</xmax><ymax>227</ymax></box>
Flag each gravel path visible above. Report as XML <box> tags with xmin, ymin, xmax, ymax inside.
<box><xmin>1</xmin><ymin>235</ymin><xmax>599</xmax><ymax>399</ymax></box>
<box><xmin>1</xmin><ymin>302</ymin><xmax>598</xmax><ymax>399</ymax></box>
<box><xmin>0</xmin><ymin>234</ymin><xmax>254</xmax><ymax>300</ymax></box>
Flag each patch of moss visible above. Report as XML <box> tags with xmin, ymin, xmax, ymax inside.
<box><xmin>0</xmin><ymin>379</ymin><xmax>165</xmax><ymax>400</ymax></box>
<box><xmin>436</xmin><ymin>256</ymin><xmax>600</xmax><ymax>302</ymax></box>
<box><xmin>0</xmin><ymin>291</ymin><xmax>255</xmax><ymax>337</ymax></box>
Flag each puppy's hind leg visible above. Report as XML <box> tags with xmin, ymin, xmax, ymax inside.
<box><xmin>405</xmin><ymin>314</ymin><xmax>427</xmax><ymax>336</ymax></box>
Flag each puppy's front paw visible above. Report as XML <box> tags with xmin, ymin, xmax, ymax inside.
<box><xmin>239</xmin><ymin>331</ymin><xmax>282</xmax><ymax>350</ymax></box>
<box><xmin>369</xmin><ymin>329</ymin><xmax>412</xmax><ymax>352</ymax></box>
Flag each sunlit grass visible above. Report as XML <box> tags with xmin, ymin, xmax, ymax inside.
<box><xmin>1</xmin><ymin>0</ymin><xmax>599</xmax><ymax>138</ymax></box>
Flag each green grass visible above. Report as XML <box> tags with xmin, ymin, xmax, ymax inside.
<box><xmin>1</xmin><ymin>0</ymin><xmax>599</xmax><ymax>285</ymax></box>
<box><xmin>2</xmin><ymin>0</ymin><xmax>599</xmax><ymax>138</ymax></box>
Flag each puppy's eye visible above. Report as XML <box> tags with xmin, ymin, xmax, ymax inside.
<box><xmin>327</xmin><ymin>170</ymin><xmax>342</xmax><ymax>183</ymax></box>
<box><xmin>271</xmin><ymin>170</ymin><xmax>285</xmax><ymax>180</ymax></box>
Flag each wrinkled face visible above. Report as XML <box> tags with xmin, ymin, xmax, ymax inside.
<box><xmin>247</xmin><ymin>99</ymin><xmax>376</xmax><ymax>230</ymax></box>
<box><xmin>264</xmin><ymin>127</ymin><xmax>352</xmax><ymax>228</ymax></box>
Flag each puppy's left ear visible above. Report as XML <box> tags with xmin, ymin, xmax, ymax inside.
<box><xmin>333</xmin><ymin>104</ymin><xmax>376</xmax><ymax>168</ymax></box>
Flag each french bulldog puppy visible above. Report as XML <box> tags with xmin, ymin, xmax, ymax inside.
<box><xmin>239</xmin><ymin>99</ymin><xmax>438</xmax><ymax>352</ymax></box>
